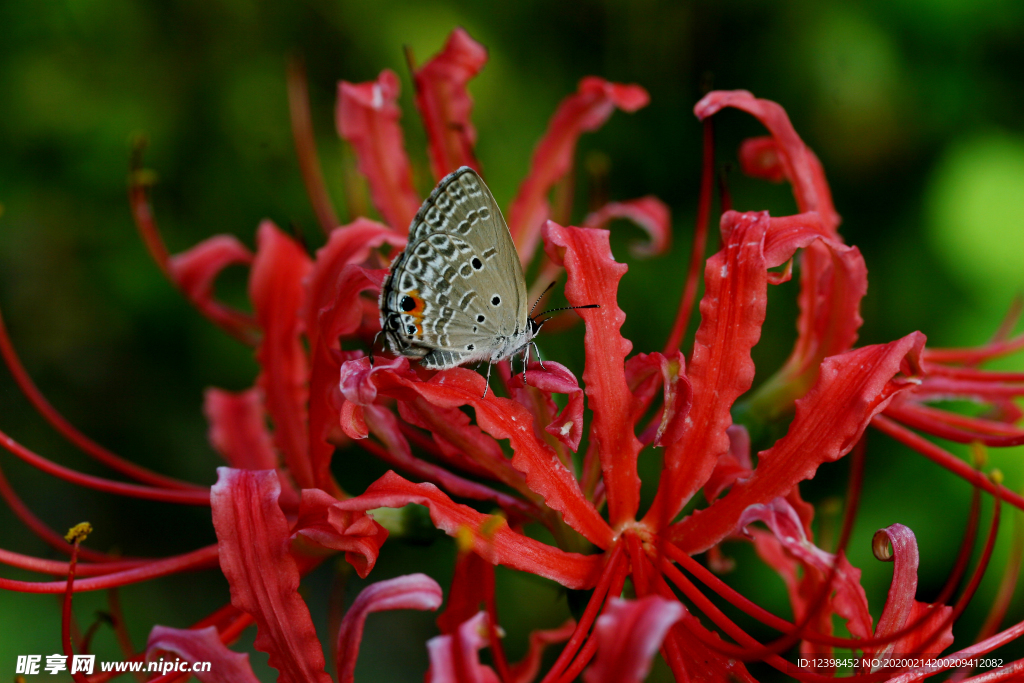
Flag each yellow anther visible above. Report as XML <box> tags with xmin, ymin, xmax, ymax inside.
<box><xmin>990</xmin><ymin>469</ymin><xmax>1005</xmax><ymax>486</ymax></box>
<box><xmin>970</xmin><ymin>441</ymin><xmax>989</xmax><ymax>468</ymax></box>
<box><xmin>479</xmin><ymin>513</ymin><xmax>506</xmax><ymax>539</ymax></box>
<box><xmin>455</xmin><ymin>526</ymin><xmax>475</xmax><ymax>553</ymax></box>
<box><xmin>65</xmin><ymin>522</ymin><xmax>93</xmax><ymax>544</ymax></box>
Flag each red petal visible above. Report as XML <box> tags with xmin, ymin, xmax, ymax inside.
<box><xmin>661</xmin><ymin>615</ymin><xmax>757</xmax><ymax>683</ymax></box>
<box><xmin>204</xmin><ymin>387</ymin><xmax>278</xmax><ymax>471</ymax></box>
<box><xmin>507</xmin><ymin>620</ymin><xmax>576</xmax><ymax>683</ymax></box>
<box><xmin>316</xmin><ymin>264</ymin><xmax>388</xmax><ymax>346</ymax></box>
<box><xmin>648</xmin><ymin>211</ymin><xmax>868</xmax><ymax>526</ymax></box>
<box><xmin>696</xmin><ymin>96</ymin><xmax>868</xmax><ymax>419</ymax></box>
<box><xmin>342</xmin><ymin>357</ymin><xmax>613</xmax><ymax>548</ymax></box>
<box><xmin>292</xmin><ymin>488</ymin><xmax>387</xmax><ymax>578</ymax></box>
<box><xmin>251</xmin><ymin>221</ymin><xmax>315</xmax><ymax>489</ymax></box>
<box><xmin>894</xmin><ymin>601</ymin><xmax>955</xmax><ymax>660</ymax></box>
<box><xmin>413</xmin><ymin>28</ymin><xmax>487</xmax><ymax>180</ymax></box>
<box><xmin>670</xmin><ymin>332</ymin><xmax>926</xmax><ymax>553</ymax></box>
<box><xmin>437</xmin><ymin>549</ymin><xmax>492</xmax><ymax>635</ymax></box>
<box><xmin>868</xmin><ymin>524</ymin><xmax>954</xmax><ymax>660</ymax></box>
<box><xmin>651</xmin><ymin>352</ymin><xmax>692</xmax><ymax>448</ymax></box>
<box><xmin>340</xmin><ymin>400</ymin><xmax>368</xmax><ymax>440</ymax></box>
<box><xmin>543</xmin><ymin>222</ymin><xmax>641</xmax><ymax>527</ymax></box>
<box><xmin>582</xmin><ymin>596</ymin><xmax>684</xmax><ymax>683</ymax></box>
<box><xmin>335</xmin><ymin>573</ymin><xmax>443</xmax><ymax>683</ymax></box>
<box><xmin>695</xmin><ymin>91</ymin><xmax>839</xmax><ymax>231</ymax></box>
<box><xmin>703</xmin><ymin>424</ymin><xmax>753</xmax><ymax>501</ymax></box>
<box><xmin>397</xmin><ymin>398</ymin><xmax>526</xmax><ymax>486</ymax></box>
<box><xmin>509</xmin><ymin>79</ymin><xmax>649</xmax><ymax>262</ymax></box>
<box><xmin>169</xmin><ymin>235</ymin><xmax>258</xmax><ymax>343</ymax></box>
<box><xmin>305</xmin><ymin>217</ymin><xmax>405</xmax><ymax>344</ymax></box>
<box><xmin>646</xmin><ymin>211</ymin><xmax>772</xmax><ymax>527</ymax></box>
<box><xmin>737</xmin><ymin>136</ymin><xmax>787</xmax><ymax>183</ymax></box>
<box><xmin>747</xmin><ymin>527</ymin><xmax>837</xmax><ymax>664</ymax></box>
<box><xmin>759</xmin><ymin>214</ymin><xmax>869</xmax><ymax>413</ymax></box>
<box><xmin>870</xmin><ymin>523</ymin><xmax>918</xmax><ymax>658</ymax></box>
<box><xmin>364</xmin><ymin>403</ymin><xmax>533</xmax><ymax>515</ymax></box>
<box><xmin>337</xmin><ymin>70</ymin><xmax>421</xmax><ymax>233</ymax></box>
<box><xmin>509</xmin><ymin>361</ymin><xmax>586</xmax><ymax>453</ymax></box>
<box><xmin>339</xmin><ymin>354</ymin><xmax>413</xmax><ymax>407</ymax></box>
<box><xmin>506</xmin><ymin>369</ymin><xmax>568</xmax><ymax>461</ymax></box>
<box><xmin>740</xmin><ymin>498</ymin><xmax>873</xmax><ymax>641</ymax></box>
<box><xmin>309</xmin><ymin>266</ymin><xmax>387</xmax><ymax>485</ymax></box>
<box><xmin>146</xmin><ymin>625</ymin><xmax>260</xmax><ymax>683</ymax></box>
<box><xmin>583</xmin><ymin>196</ymin><xmax>672</xmax><ymax>258</ymax></box>
<box><xmin>204</xmin><ymin>387</ymin><xmax>300</xmax><ymax>509</ymax></box>
<box><xmin>623</xmin><ymin>351</ymin><xmax>693</xmax><ymax>451</ymax></box>
<box><xmin>210</xmin><ymin>468</ymin><xmax>332</xmax><ymax>683</ymax></box>
<box><xmin>334</xmin><ymin>471</ymin><xmax>604</xmax><ymax>589</ymax></box>
<box><xmin>426</xmin><ymin>612</ymin><xmax>501</xmax><ymax>683</ymax></box>
<box><xmin>789</xmin><ymin>238</ymin><xmax>867</xmax><ymax>375</ymax></box>
<box><xmin>624</xmin><ymin>352</ymin><xmax>666</xmax><ymax>410</ymax></box>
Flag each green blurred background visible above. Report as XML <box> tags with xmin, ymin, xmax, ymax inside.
<box><xmin>2</xmin><ymin>0</ymin><xmax>1024</xmax><ymax>680</ymax></box>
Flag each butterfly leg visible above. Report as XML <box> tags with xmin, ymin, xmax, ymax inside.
<box><xmin>531</xmin><ymin>341</ymin><xmax>545</xmax><ymax>370</ymax></box>
<box><xmin>482</xmin><ymin>361</ymin><xmax>493</xmax><ymax>399</ymax></box>
<box><xmin>520</xmin><ymin>344</ymin><xmax>530</xmax><ymax>383</ymax></box>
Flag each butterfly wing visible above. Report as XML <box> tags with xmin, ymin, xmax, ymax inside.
<box><xmin>379</xmin><ymin>167</ymin><xmax>529</xmax><ymax>369</ymax></box>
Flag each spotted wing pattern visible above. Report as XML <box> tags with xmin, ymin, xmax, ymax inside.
<box><xmin>379</xmin><ymin>167</ymin><xmax>529</xmax><ymax>370</ymax></box>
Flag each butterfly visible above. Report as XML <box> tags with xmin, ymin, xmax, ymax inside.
<box><xmin>378</xmin><ymin>167</ymin><xmax>593</xmax><ymax>392</ymax></box>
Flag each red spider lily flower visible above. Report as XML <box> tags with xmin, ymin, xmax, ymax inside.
<box><xmin>198</xmin><ymin>467</ymin><xmax>437</xmax><ymax>683</ymax></box>
<box><xmin>693</xmin><ymin>91</ymin><xmax>867</xmax><ymax>419</ymax></box>
<box><xmin>329</xmin><ymin>87</ymin><xmax>1024</xmax><ymax>681</ymax></box>
<box><xmin>0</xmin><ymin>26</ymin><xmax>671</xmax><ymax>681</ymax></box>
<box><xmin>696</xmin><ymin>91</ymin><xmax>1024</xmax><ymax>510</ymax></box>
<box><xmin>133</xmin><ymin>469</ymin><xmax>445</xmax><ymax>683</ymax></box>
<box><xmin>200</xmin><ymin>467</ymin><xmax>583</xmax><ymax>683</ymax></box>
<box><xmin>3</xmin><ymin>25</ymin><xmax>1024</xmax><ymax>683</ymax></box>
<box><xmin>333</xmin><ymin>211</ymin><xmax>933</xmax><ymax>681</ymax></box>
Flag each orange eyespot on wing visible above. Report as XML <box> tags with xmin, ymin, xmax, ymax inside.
<box><xmin>400</xmin><ymin>290</ymin><xmax>426</xmax><ymax>323</ymax></box>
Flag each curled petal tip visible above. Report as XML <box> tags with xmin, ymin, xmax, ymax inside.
<box><xmin>693</xmin><ymin>89</ymin><xmax>756</xmax><ymax>120</ymax></box>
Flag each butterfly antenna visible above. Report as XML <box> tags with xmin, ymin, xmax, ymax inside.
<box><xmin>535</xmin><ymin>303</ymin><xmax>600</xmax><ymax>326</ymax></box>
<box><xmin>530</xmin><ymin>281</ymin><xmax>557</xmax><ymax>316</ymax></box>
<box><xmin>369</xmin><ymin>331</ymin><xmax>383</xmax><ymax>367</ymax></box>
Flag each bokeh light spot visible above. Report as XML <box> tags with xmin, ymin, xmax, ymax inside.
<box><xmin>928</xmin><ymin>132</ymin><xmax>1024</xmax><ymax>295</ymax></box>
